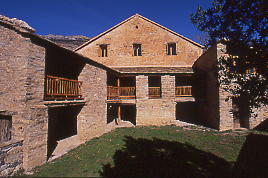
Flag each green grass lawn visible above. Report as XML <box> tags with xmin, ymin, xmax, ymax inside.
<box><xmin>25</xmin><ymin>125</ymin><xmax>266</xmax><ymax>177</ymax></box>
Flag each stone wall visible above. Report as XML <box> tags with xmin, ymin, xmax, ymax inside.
<box><xmin>0</xmin><ymin>24</ymin><xmax>30</xmax><ymax>141</ymax></box>
<box><xmin>0</xmin><ymin>140</ymin><xmax>23</xmax><ymax>176</ymax></box>
<box><xmin>193</xmin><ymin>44</ymin><xmax>234</xmax><ymax>130</ymax></box>
<box><xmin>193</xmin><ymin>45</ymin><xmax>221</xmax><ymax>129</ymax></box>
<box><xmin>77</xmin><ymin>64</ymin><xmax>109</xmax><ymax>142</ymax></box>
<box><xmin>0</xmin><ymin>23</ymin><xmax>49</xmax><ymax>170</ymax></box>
<box><xmin>218</xmin><ymin>88</ymin><xmax>233</xmax><ymax>130</ymax></box>
<box><xmin>136</xmin><ymin>75</ymin><xmax>176</xmax><ymax>125</ymax></box>
<box><xmin>77</xmin><ymin>15</ymin><xmax>203</xmax><ymax>67</ymax></box>
<box><xmin>250</xmin><ymin>105</ymin><xmax>268</xmax><ymax>129</ymax></box>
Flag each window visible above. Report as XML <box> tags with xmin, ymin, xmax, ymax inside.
<box><xmin>0</xmin><ymin>115</ymin><xmax>12</xmax><ymax>143</ymax></box>
<box><xmin>167</xmin><ymin>43</ymin><xmax>176</xmax><ymax>55</ymax></box>
<box><xmin>99</xmin><ymin>44</ymin><xmax>108</xmax><ymax>57</ymax></box>
<box><xmin>133</xmin><ymin>44</ymin><xmax>142</xmax><ymax>56</ymax></box>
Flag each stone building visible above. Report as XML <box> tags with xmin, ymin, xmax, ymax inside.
<box><xmin>193</xmin><ymin>43</ymin><xmax>268</xmax><ymax>130</ymax></box>
<box><xmin>0</xmin><ymin>14</ymin><xmax>267</xmax><ymax>176</ymax></box>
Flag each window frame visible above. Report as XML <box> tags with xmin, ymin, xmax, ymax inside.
<box><xmin>133</xmin><ymin>43</ymin><xmax>142</xmax><ymax>56</ymax></box>
<box><xmin>99</xmin><ymin>44</ymin><xmax>108</xmax><ymax>57</ymax></box>
<box><xmin>167</xmin><ymin>43</ymin><xmax>177</xmax><ymax>56</ymax></box>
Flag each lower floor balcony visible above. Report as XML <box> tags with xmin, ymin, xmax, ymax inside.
<box><xmin>45</xmin><ymin>75</ymin><xmax>83</xmax><ymax>100</ymax></box>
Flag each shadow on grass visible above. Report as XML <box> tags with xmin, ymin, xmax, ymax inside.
<box><xmin>232</xmin><ymin>133</ymin><xmax>268</xmax><ymax>178</ymax></box>
<box><xmin>100</xmin><ymin>136</ymin><xmax>232</xmax><ymax>178</ymax></box>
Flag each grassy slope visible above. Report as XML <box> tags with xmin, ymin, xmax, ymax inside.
<box><xmin>29</xmin><ymin>126</ymin><xmax>249</xmax><ymax>177</ymax></box>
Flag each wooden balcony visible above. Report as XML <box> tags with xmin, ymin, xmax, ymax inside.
<box><xmin>45</xmin><ymin>75</ymin><xmax>82</xmax><ymax>100</ymax></box>
<box><xmin>176</xmin><ymin>86</ymin><xmax>192</xmax><ymax>97</ymax></box>
<box><xmin>148</xmin><ymin>87</ymin><xmax>161</xmax><ymax>98</ymax></box>
<box><xmin>107</xmin><ymin>86</ymin><xmax>136</xmax><ymax>100</ymax></box>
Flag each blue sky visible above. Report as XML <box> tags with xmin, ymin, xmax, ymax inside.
<box><xmin>0</xmin><ymin>0</ymin><xmax>211</xmax><ymax>44</ymax></box>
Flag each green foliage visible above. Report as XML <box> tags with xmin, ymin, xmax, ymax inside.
<box><xmin>191</xmin><ymin>0</ymin><xmax>268</xmax><ymax>109</ymax></box>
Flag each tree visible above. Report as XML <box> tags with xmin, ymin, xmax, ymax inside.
<box><xmin>191</xmin><ymin>0</ymin><xmax>268</xmax><ymax>112</ymax></box>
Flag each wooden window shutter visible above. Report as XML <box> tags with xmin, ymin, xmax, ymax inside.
<box><xmin>166</xmin><ymin>44</ymin><xmax>168</xmax><ymax>55</ymax></box>
<box><xmin>98</xmin><ymin>46</ymin><xmax>101</xmax><ymax>57</ymax></box>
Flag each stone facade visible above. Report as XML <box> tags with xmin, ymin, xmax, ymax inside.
<box><xmin>1</xmin><ymin>13</ymin><xmax>267</xmax><ymax>176</ymax></box>
<box><xmin>0</xmin><ymin>140</ymin><xmax>23</xmax><ymax>176</ymax></box>
<box><xmin>0</xmin><ymin>15</ymin><xmax>115</xmax><ymax>174</ymax></box>
<box><xmin>193</xmin><ymin>43</ymin><xmax>267</xmax><ymax>130</ymax></box>
<box><xmin>136</xmin><ymin>75</ymin><xmax>176</xmax><ymax>125</ymax></box>
<box><xmin>0</xmin><ymin>20</ymin><xmax>48</xmax><ymax>171</ymax></box>
<box><xmin>250</xmin><ymin>105</ymin><xmax>268</xmax><ymax>129</ymax></box>
<box><xmin>77</xmin><ymin>64</ymin><xmax>109</xmax><ymax>142</ymax></box>
<box><xmin>76</xmin><ymin>14</ymin><xmax>203</xmax><ymax>68</ymax></box>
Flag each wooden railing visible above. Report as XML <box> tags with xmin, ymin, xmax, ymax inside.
<box><xmin>148</xmin><ymin>87</ymin><xmax>161</xmax><ymax>98</ymax></box>
<box><xmin>176</xmin><ymin>86</ymin><xmax>192</xmax><ymax>97</ymax></box>
<box><xmin>45</xmin><ymin>75</ymin><xmax>82</xmax><ymax>100</ymax></box>
<box><xmin>107</xmin><ymin>86</ymin><xmax>136</xmax><ymax>100</ymax></box>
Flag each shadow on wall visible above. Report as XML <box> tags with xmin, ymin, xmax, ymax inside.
<box><xmin>100</xmin><ymin>136</ymin><xmax>232</xmax><ymax>178</ymax></box>
<box><xmin>232</xmin><ymin>133</ymin><xmax>268</xmax><ymax>178</ymax></box>
<box><xmin>176</xmin><ymin>102</ymin><xmax>198</xmax><ymax>125</ymax></box>
<box><xmin>254</xmin><ymin>118</ymin><xmax>268</xmax><ymax>132</ymax></box>
<box><xmin>47</xmin><ymin>105</ymin><xmax>83</xmax><ymax>159</ymax></box>
<box><xmin>121</xmin><ymin>105</ymin><xmax>136</xmax><ymax>125</ymax></box>
<box><xmin>107</xmin><ymin>103</ymin><xmax>118</xmax><ymax>124</ymax></box>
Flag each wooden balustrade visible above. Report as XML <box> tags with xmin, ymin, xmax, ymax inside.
<box><xmin>175</xmin><ymin>86</ymin><xmax>192</xmax><ymax>97</ymax></box>
<box><xmin>108</xmin><ymin>86</ymin><xmax>192</xmax><ymax>99</ymax></box>
<box><xmin>148</xmin><ymin>87</ymin><xmax>161</xmax><ymax>98</ymax></box>
<box><xmin>45</xmin><ymin>75</ymin><xmax>82</xmax><ymax>100</ymax></box>
<box><xmin>107</xmin><ymin>86</ymin><xmax>136</xmax><ymax>100</ymax></box>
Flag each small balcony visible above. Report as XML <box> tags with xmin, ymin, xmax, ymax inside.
<box><xmin>148</xmin><ymin>87</ymin><xmax>161</xmax><ymax>98</ymax></box>
<box><xmin>175</xmin><ymin>86</ymin><xmax>192</xmax><ymax>97</ymax></box>
<box><xmin>45</xmin><ymin>75</ymin><xmax>83</xmax><ymax>100</ymax></box>
<box><xmin>107</xmin><ymin>86</ymin><xmax>136</xmax><ymax>100</ymax></box>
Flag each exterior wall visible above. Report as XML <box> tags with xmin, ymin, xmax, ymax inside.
<box><xmin>77</xmin><ymin>64</ymin><xmax>109</xmax><ymax>142</ymax></box>
<box><xmin>194</xmin><ymin>70</ymin><xmax>220</xmax><ymax>129</ymax></box>
<box><xmin>250</xmin><ymin>105</ymin><xmax>268</xmax><ymax>129</ymax></box>
<box><xmin>193</xmin><ymin>44</ymin><xmax>233</xmax><ymax>130</ymax></box>
<box><xmin>0</xmin><ymin>25</ymin><xmax>29</xmax><ymax>141</ymax></box>
<box><xmin>217</xmin><ymin>44</ymin><xmax>233</xmax><ymax>130</ymax></box>
<box><xmin>136</xmin><ymin>75</ymin><xmax>176</xmax><ymax>125</ymax></box>
<box><xmin>193</xmin><ymin>43</ymin><xmax>268</xmax><ymax>131</ymax></box>
<box><xmin>218</xmin><ymin>88</ymin><xmax>233</xmax><ymax>130</ymax></box>
<box><xmin>0</xmin><ymin>140</ymin><xmax>23</xmax><ymax>176</ymax></box>
<box><xmin>193</xmin><ymin>45</ymin><xmax>221</xmax><ymax>129</ymax></box>
<box><xmin>0</xmin><ymin>24</ymin><xmax>48</xmax><ymax>171</ymax></box>
<box><xmin>77</xmin><ymin>16</ymin><xmax>203</xmax><ymax>67</ymax></box>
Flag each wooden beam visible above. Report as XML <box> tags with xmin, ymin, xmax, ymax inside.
<box><xmin>116</xmin><ymin>104</ymin><xmax>121</xmax><ymax>125</ymax></box>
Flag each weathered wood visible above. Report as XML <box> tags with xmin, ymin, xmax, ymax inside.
<box><xmin>45</xmin><ymin>75</ymin><xmax>82</xmax><ymax>100</ymax></box>
<box><xmin>0</xmin><ymin>116</ymin><xmax>12</xmax><ymax>143</ymax></box>
<box><xmin>148</xmin><ymin>87</ymin><xmax>161</xmax><ymax>98</ymax></box>
<box><xmin>107</xmin><ymin>86</ymin><xmax>136</xmax><ymax>100</ymax></box>
<box><xmin>116</xmin><ymin>105</ymin><xmax>121</xmax><ymax>125</ymax></box>
<box><xmin>175</xmin><ymin>86</ymin><xmax>192</xmax><ymax>97</ymax></box>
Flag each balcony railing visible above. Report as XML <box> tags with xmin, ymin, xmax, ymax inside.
<box><xmin>107</xmin><ymin>86</ymin><xmax>136</xmax><ymax>100</ymax></box>
<box><xmin>148</xmin><ymin>87</ymin><xmax>161</xmax><ymax>98</ymax></box>
<box><xmin>45</xmin><ymin>75</ymin><xmax>82</xmax><ymax>100</ymax></box>
<box><xmin>176</xmin><ymin>86</ymin><xmax>192</xmax><ymax>97</ymax></box>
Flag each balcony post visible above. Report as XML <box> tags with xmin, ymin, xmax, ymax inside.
<box><xmin>116</xmin><ymin>104</ymin><xmax>121</xmax><ymax>125</ymax></box>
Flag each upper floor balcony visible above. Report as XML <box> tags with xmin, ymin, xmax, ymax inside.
<box><xmin>175</xmin><ymin>86</ymin><xmax>192</xmax><ymax>97</ymax></box>
<box><xmin>45</xmin><ymin>75</ymin><xmax>83</xmax><ymax>101</ymax></box>
<box><xmin>107</xmin><ymin>86</ymin><xmax>136</xmax><ymax>100</ymax></box>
